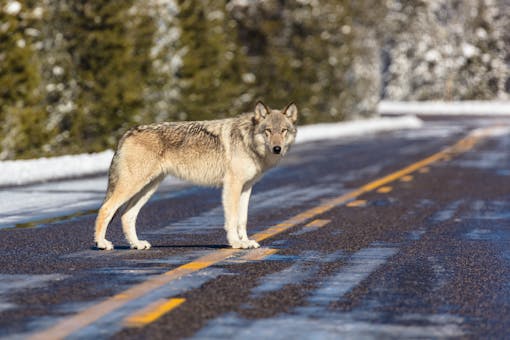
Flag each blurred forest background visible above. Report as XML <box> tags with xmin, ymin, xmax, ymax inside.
<box><xmin>0</xmin><ymin>0</ymin><xmax>509</xmax><ymax>160</ymax></box>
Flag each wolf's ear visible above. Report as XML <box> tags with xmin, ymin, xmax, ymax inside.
<box><xmin>254</xmin><ymin>101</ymin><xmax>270</xmax><ymax>123</ymax></box>
<box><xmin>283</xmin><ymin>102</ymin><xmax>298</xmax><ymax>123</ymax></box>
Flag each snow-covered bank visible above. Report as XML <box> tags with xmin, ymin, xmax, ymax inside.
<box><xmin>0</xmin><ymin>151</ymin><xmax>114</xmax><ymax>187</ymax></box>
<box><xmin>378</xmin><ymin>101</ymin><xmax>510</xmax><ymax>116</ymax></box>
<box><xmin>295</xmin><ymin>115</ymin><xmax>422</xmax><ymax>144</ymax></box>
<box><xmin>0</xmin><ymin>116</ymin><xmax>422</xmax><ymax>187</ymax></box>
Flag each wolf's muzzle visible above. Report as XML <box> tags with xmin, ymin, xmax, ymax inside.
<box><xmin>272</xmin><ymin>146</ymin><xmax>282</xmax><ymax>154</ymax></box>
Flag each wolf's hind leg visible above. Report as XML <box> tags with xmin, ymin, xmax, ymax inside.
<box><xmin>121</xmin><ymin>176</ymin><xmax>163</xmax><ymax>250</ymax></box>
<box><xmin>95</xmin><ymin>198</ymin><xmax>123</xmax><ymax>250</ymax></box>
<box><xmin>94</xmin><ymin>158</ymin><xmax>161</xmax><ymax>250</ymax></box>
<box><xmin>237</xmin><ymin>186</ymin><xmax>259</xmax><ymax>249</ymax></box>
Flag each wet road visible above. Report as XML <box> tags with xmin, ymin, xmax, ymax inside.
<box><xmin>1</xmin><ymin>117</ymin><xmax>510</xmax><ymax>339</ymax></box>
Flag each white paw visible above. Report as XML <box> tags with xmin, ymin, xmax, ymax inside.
<box><xmin>229</xmin><ymin>239</ymin><xmax>260</xmax><ymax>249</ymax></box>
<box><xmin>247</xmin><ymin>239</ymin><xmax>260</xmax><ymax>249</ymax></box>
<box><xmin>229</xmin><ymin>239</ymin><xmax>244</xmax><ymax>249</ymax></box>
<box><xmin>96</xmin><ymin>239</ymin><xmax>114</xmax><ymax>250</ymax></box>
<box><xmin>131</xmin><ymin>240</ymin><xmax>151</xmax><ymax>250</ymax></box>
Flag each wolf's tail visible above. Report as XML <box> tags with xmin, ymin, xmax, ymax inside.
<box><xmin>104</xmin><ymin>152</ymin><xmax>120</xmax><ymax>201</ymax></box>
<box><xmin>104</xmin><ymin>128</ymin><xmax>134</xmax><ymax>201</ymax></box>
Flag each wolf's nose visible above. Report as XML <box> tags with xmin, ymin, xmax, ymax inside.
<box><xmin>273</xmin><ymin>146</ymin><xmax>281</xmax><ymax>154</ymax></box>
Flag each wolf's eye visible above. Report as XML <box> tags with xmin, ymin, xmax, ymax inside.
<box><xmin>264</xmin><ymin>128</ymin><xmax>272</xmax><ymax>135</ymax></box>
<box><xmin>281</xmin><ymin>128</ymin><xmax>288</xmax><ymax>134</ymax></box>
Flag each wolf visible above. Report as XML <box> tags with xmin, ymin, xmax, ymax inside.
<box><xmin>94</xmin><ymin>101</ymin><xmax>298</xmax><ymax>250</ymax></box>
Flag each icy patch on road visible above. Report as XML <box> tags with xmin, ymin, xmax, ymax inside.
<box><xmin>194</xmin><ymin>244</ymin><xmax>465</xmax><ymax>339</ymax></box>
<box><xmin>429</xmin><ymin>200</ymin><xmax>464</xmax><ymax>223</ymax></box>
<box><xmin>306</xmin><ymin>246</ymin><xmax>398</xmax><ymax>306</ymax></box>
<box><xmin>463</xmin><ymin>200</ymin><xmax>510</xmax><ymax>242</ymax></box>
<box><xmin>21</xmin><ymin>269</ymin><xmax>225</xmax><ymax>339</ymax></box>
<box><xmin>0</xmin><ymin>177</ymin><xmax>107</xmax><ymax>229</ymax></box>
<box><xmin>250</xmin><ymin>251</ymin><xmax>344</xmax><ymax>297</ymax></box>
<box><xmin>0</xmin><ymin>274</ymin><xmax>67</xmax><ymax>312</ymax></box>
<box><xmin>148</xmin><ymin>183</ymin><xmax>338</xmax><ymax>237</ymax></box>
<box><xmin>452</xmin><ymin>128</ymin><xmax>510</xmax><ymax>172</ymax></box>
<box><xmin>0</xmin><ymin>175</ymin><xmax>191</xmax><ymax>229</ymax></box>
<box><xmin>0</xmin><ymin>116</ymin><xmax>422</xmax><ymax>187</ymax></box>
<box><xmin>192</xmin><ymin>312</ymin><xmax>464</xmax><ymax>339</ymax></box>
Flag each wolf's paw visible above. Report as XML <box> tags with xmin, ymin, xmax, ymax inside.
<box><xmin>131</xmin><ymin>240</ymin><xmax>151</xmax><ymax>250</ymax></box>
<box><xmin>229</xmin><ymin>239</ymin><xmax>244</xmax><ymax>249</ymax></box>
<box><xmin>230</xmin><ymin>239</ymin><xmax>260</xmax><ymax>249</ymax></box>
<box><xmin>96</xmin><ymin>239</ymin><xmax>114</xmax><ymax>250</ymax></box>
<box><xmin>246</xmin><ymin>239</ymin><xmax>260</xmax><ymax>249</ymax></box>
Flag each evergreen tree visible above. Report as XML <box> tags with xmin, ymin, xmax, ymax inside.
<box><xmin>229</xmin><ymin>0</ymin><xmax>385</xmax><ymax>123</ymax></box>
<box><xmin>39</xmin><ymin>0</ymin><xmax>79</xmax><ymax>156</ymax></box>
<box><xmin>383</xmin><ymin>0</ymin><xmax>509</xmax><ymax>100</ymax></box>
<box><xmin>175</xmin><ymin>0</ymin><xmax>250</xmax><ymax>121</ymax></box>
<box><xmin>55</xmin><ymin>0</ymin><xmax>158</xmax><ymax>152</ymax></box>
<box><xmin>0</xmin><ymin>0</ymin><xmax>52</xmax><ymax>159</ymax></box>
<box><xmin>456</xmin><ymin>0</ymin><xmax>508</xmax><ymax>99</ymax></box>
<box><xmin>2</xmin><ymin>0</ymin><xmax>509</xmax><ymax>160</ymax></box>
<box><xmin>142</xmin><ymin>0</ymin><xmax>182</xmax><ymax>122</ymax></box>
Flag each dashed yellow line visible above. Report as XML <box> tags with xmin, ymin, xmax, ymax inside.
<box><xmin>400</xmin><ymin>175</ymin><xmax>414</xmax><ymax>182</ymax></box>
<box><xmin>346</xmin><ymin>199</ymin><xmax>368</xmax><ymax>207</ymax></box>
<box><xmin>28</xmin><ymin>249</ymin><xmax>237</xmax><ymax>340</ymax></box>
<box><xmin>29</xmin><ymin>126</ymin><xmax>499</xmax><ymax>340</ymax></box>
<box><xmin>124</xmin><ymin>298</ymin><xmax>186</xmax><ymax>327</ymax></box>
<box><xmin>180</xmin><ymin>261</ymin><xmax>214</xmax><ymax>270</ymax></box>
<box><xmin>376</xmin><ymin>186</ymin><xmax>393</xmax><ymax>193</ymax></box>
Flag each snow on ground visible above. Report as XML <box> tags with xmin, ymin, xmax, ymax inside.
<box><xmin>0</xmin><ymin>177</ymin><xmax>110</xmax><ymax>227</ymax></box>
<box><xmin>0</xmin><ymin>176</ymin><xmax>188</xmax><ymax>229</ymax></box>
<box><xmin>378</xmin><ymin>100</ymin><xmax>510</xmax><ymax>116</ymax></box>
<box><xmin>295</xmin><ymin>115</ymin><xmax>422</xmax><ymax>144</ymax></box>
<box><xmin>0</xmin><ymin>151</ymin><xmax>114</xmax><ymax>188</ymax></box>
<box><xmin>0</xmin><ymin>116</ymin><xmax>422</xmax><ymax>187</ymax></box>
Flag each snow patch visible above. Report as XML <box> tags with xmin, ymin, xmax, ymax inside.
<box><xmin>378</xmin><ymin>101</ymin><xmax>510</xmax><ymax>116</ymax></box>
<box><xmin>4</xmin><ymin>1</ymin><xmax>21</xmax><ymax>15</ymax></box>
<box><xmin>461</xmin><ymin>43</ymin><xmax>478</xmax><ymax>58</ymax></box>
<box><xmin>296</xmin><ymin>116</ymin><xmax>423</xmax><ymax>144</ymax></box>
<box><xmin>0</xmin><ymin>150</ymin><xmax>114</xmax><ymax>187</ymax></box>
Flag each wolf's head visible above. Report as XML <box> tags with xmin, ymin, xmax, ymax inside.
<box><xmin>252</xmin><ymin>101</ymin><xmax>298</xmax><ymax>157</ymax></box>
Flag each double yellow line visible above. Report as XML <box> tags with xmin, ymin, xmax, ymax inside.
<box><xmin>29</xmin><ymin>126</ymin><xmax>500</xmax><ymax>339</ymax></box>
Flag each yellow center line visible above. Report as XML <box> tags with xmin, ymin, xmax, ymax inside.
<box><xmin>124</xmin><ymin>298</ymin><xmax>186</xmax><ymax>327</ymax></box>
<box><xmin>237</xmin><ymin>247</ymin><xmax>279</xmax><ymax>262</ymax></box>
<box><xmin>304</xmin><ymin>219</ymin><xmax>331</xmax><ymax>228</ymax></box>
<box><xmin>29</xmin><ymin>126</ymin><xmax>499</xmax><ymax>339</ymax></box>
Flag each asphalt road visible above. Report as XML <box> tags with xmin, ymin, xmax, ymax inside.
<box><xmin>1</xmin><ymin>116</ymin><xmax>510</xmax><ymax>339</ymax></box>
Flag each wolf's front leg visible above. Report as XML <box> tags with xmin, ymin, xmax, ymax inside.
<box><xmin>223</xmin><ymin>176</ymin><xmax>257</xmax><ymax>249</ymax></box>
<box><xmin>237</xmin><ymin>186</ymin><xmax>260</xmax><ymax>248</ymax></box>
<box><xmin>223</xmin><ymin>176</ymin><xmax>243</xmax><ymax>248</ymax></box>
